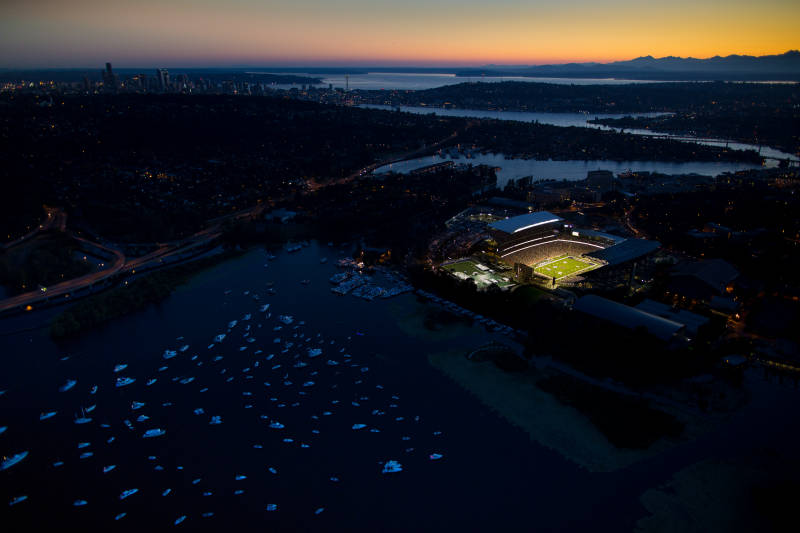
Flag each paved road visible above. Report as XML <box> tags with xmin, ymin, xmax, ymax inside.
<box><xmin>0</xmin><ymin>234</ymin><xmax>125</xmax><ymax>313</ymax></box>
<box><xmin>2</xmin><ymin>207</ymin><xmax>66</xmax><ymax>250</ymax></box>
<box><xmin>0</xmin><ymin>204</ymin><xmax>257</xmax><ymax>313</ymax></box>
<box><xmin>307</xmin><ymin>129</ymin><xmax>464</xmax><ymax>191</ymax></box>
<box><xmin>0</xmin><ymin>135</ymin><xmax>449</xmax><ymax>314</ymax></box>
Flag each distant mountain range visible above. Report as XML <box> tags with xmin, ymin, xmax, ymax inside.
<box><xmin>458</xmin><ymin>51</ymin><xmax>800</xmax><ymax>81</ymax></box>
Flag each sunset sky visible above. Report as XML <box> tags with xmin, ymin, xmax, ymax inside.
<box><xmin>1</xmin><ymin>0</ymin><xmax>799</xmax><ymax>68</ymax></box>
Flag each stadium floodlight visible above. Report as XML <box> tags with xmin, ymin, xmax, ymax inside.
<box><xmin>512</xmin><ymin>219</ymin><xmax>561</xmax><ymax>233</ymax></box>
<box><xmin>500</xmin><ymin>239</ymin><xmax>605</xmax><ymax>258</ymax></box>
<box><xmin>502</xmin><ymin>236</ymin><xmax>548</xmax><ymax>252</ymax></box>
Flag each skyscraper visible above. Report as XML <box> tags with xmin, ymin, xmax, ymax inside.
<box><xmin>103</xmin><ymin>62</ymin><xmax>118</xmax><ymax>92</ymax></box>
<box><xmin>156</xmin><ymin>68</ymin><xmax>170</xmax><ymax>91</ymax></box>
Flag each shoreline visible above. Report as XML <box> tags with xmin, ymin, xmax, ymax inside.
<box><xmin>426</xmin><ymin>347</ymin><xmax>719</xmax><ymax>472</ymax></box>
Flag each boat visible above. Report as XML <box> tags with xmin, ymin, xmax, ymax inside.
<box><xmin>1</xmin><ymin>451</ymin><xmax>29</xmax><ymax>471</ymax></box>
<box><xmin>59</xmin><ymin>379</ymin><xmax>77</xmax><ymax>392</ymax></box>
<box><xmin>74</xmin><ymin>408</ymin><xmax>92</xmax><ymax>424</ymax></box>
<box><xmin>143</xmin><ymin>428</ymin><xmax>166</xmax><ymax>438</ymax></box>
<box><xmin>39</xmin><ymin>411</ymin><xmax>57</xmax><ymax>421</ymax></box>
<box><xmin>9</xmin><ymin>495</ymin><xmax>27</xmax><ymax>506</ymax></box>
<box><xmin>381</xmin><ymin>460</ymin><xmax>403</xmax><ymax>474</ymax></box>
<box><xmin>116</xmin><ymin>377</ymin><xmax>135</xmax><ymax>387</ymax></box>
<box><xmin>119</xmin><ymin>488</ymin><xmax>138</xmax><ymax>500</ymax></box>
<box><xmin>329</xmin><ymin>272</ymin><xmax>350</xmax><ymax>284</ymax></box>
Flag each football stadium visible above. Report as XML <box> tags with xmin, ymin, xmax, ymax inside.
<box><xmin>487</xmin><ymin>211</ymin><xmax>660</xmax><ymax>285</ymax></box>
<box><xmin>439</xmin><ymin>210</ymin><xmax>660</xmax><ymax>289</ymax></box>
<box><xmin>486</xmin><ymin>211</ymin><xmax>603</xmax><ymax>281</ymax></box>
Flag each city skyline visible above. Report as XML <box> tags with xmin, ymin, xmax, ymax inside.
<box><xmin>2</xmin><ymin>0</ymin><xmax>800</xmax><ymax>68</ymax></box>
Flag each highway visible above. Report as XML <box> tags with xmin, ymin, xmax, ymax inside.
<box><xmin>307</xmin><ymin>128</ymin><xmax>465</xmax><ymax>191</ymax></box>
<box><xmin>0</xmin><ymin>135</ymin><xmax>451</xmax><ymax>315</ymax></box>
<box><xmin>0</xmin><ymin>234</ymin><xmax>126</xmax><ymax>313</ymax></box>
<box><xmin>2</xmin><ymin>207</ymin><xmax>66</xmax><ymax>250</ymax></box>
<box><xmin>0</xmin><ymin>202</ymin><xmax>265</xmax><ymax>314</ymax></box>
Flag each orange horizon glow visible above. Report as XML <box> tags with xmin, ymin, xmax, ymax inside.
<box><xmin>1</xmin><ymin>0</ymin><xmax>799</xmax><ymax>68</ymax></box>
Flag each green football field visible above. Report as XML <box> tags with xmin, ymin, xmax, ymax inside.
<box><xmin>534</xmin><ymin>256</ymin><xmax>595</xmax><ymax>279</ymax></box>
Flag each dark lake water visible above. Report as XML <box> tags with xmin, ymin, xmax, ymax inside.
<box><xmin>373</xmin><ymin>153</ymin><xmax>759</xmax><ymax>189</ymax></box>
<box><xmin>363</xmin><ymin>104</ymin><xmax>798</xmax><ymax>168</ymax></box>
<box><xmin>257</xmin><ymin>72</ymin><xmax>670</xmax><ymax>91</ymax></box>
<box><xmin>2</xmin><ymin>243</ymin><xmax>799</xmax><ymax>531</ymax></box>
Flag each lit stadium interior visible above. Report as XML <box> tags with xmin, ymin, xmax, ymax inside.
<box><xmin>489</xmin><ymin>211</ymin><xmax>613</xmax><ymax>282</ymax></box>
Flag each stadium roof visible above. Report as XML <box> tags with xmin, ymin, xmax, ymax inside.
<box><xmin>572</xmin><ymin>229</ymin><xmax>627</xmax><ymax>245</ymax></box>
<box><xmin>573</xmin><ymin>295</ymin><xmax>685</xmax><ymax>341</ymax></box>
<box><xmin>670</xmin><ymin>259</ymin><xmax>739</xmax><ymax>293</ymax></box>
<box><xmin>488</xmin><ymin>211</ymin><xmax>563</xmax><ymax>234</ymax></box>
<box><xmin>586</xmin><ymin>238</ymin><xmax>660</xmax><ymax>266</ymax></box>
<box><xmin>634</xmin><ymin>299</ymin><xmax>709</xmax><ymax>335</ymax></box>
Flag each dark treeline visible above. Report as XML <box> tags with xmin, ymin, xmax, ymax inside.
<box><xmin>223</xmin><ymin>165</ymin><xmax>496</xmax><ymax>261</ymax></box>
<box><xmin>590</xmin><ymin>111</ymin><xmax>800</xmax><ymax>156</ymax></box>
<box><xmin>0</xmin><ymin>93</ymin><xmax>762</xmax><ymax>244</ymax></box>
<box><xmin>353</xmin><ymin>80</ymin><xmax>800</xmax><ymax>154</ymax></box>
<box><xmin>460</xmin><ymin>120</ymin><xmax>761</xmax><ymax>163</ymax></box>
<box><xmin>536</xmin><ymin>375</ymin><xmax>684</xmax><ymax>449</ymax></box>
<box><xmin>0</xmin><ymin>232</ymin><xmax>92</xmax><ymax>295</ymax></box>
<box><xmin>49</xmin><ymin>250</ymin><xmax>242</xmax><ymax>339</ymax></box>
<box><xmin>355</xmin><ymin>81</ymin><xmax>800</xmax><ymax>114</ymax></box>
<box><xmin>0</xmin><ymin>94</ymin><xmax>457</xmax><ymax>241</ymax></box>
<box><xmin>0</xmin><ymin>69</ymin><xmax>321</xmax><ymax>85</ymax></box>
<box><xmin>633</xmin><ymin>178</ymin><xmax>800</xmax><ymax>293</ymax></box>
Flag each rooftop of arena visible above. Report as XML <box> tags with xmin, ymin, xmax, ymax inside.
<box><xmin>488</xmin><ymin>211</ymin><xmax>563</xmax><ymax>235</ymax></box>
